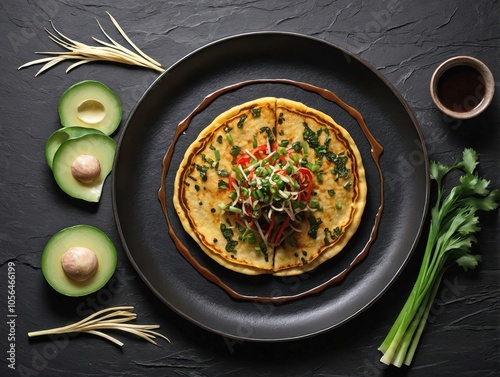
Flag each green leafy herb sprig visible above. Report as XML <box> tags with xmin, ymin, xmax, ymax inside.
<box><xmin>379</xmin><ymin>148</ymin><xmax>500</xmax><ymax>367</ymax></box>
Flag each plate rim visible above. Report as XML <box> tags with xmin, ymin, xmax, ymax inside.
<box><xmin>112</xmin><ymin>31</ymin><xmax>430</xmax><ymax>341</ymax></box>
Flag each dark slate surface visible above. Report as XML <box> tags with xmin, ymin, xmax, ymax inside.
<box><xmin>1</xmin><ymin>1</ymin><xmax>498</xmax><ymax>376</ymax></box>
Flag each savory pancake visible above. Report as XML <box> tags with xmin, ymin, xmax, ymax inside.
<box><xmin>173</xmin><ymin>97</ymin><xmax>366</xmax><ymax>276</ymax></box>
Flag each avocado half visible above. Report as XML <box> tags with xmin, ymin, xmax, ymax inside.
<box><xmin>45</xmin><ymin>126</ymin><xmax>104</xmax><ymax>170</ymax></box>
<box><xmin>41</xmin><ymin>225</ymin><xmax>117</xmax><ymax>297</ymax></box>
<box><xmin>52</xmin><ymin>133</ymin><xmax>116</xmax><ymax>202</ymax></box>
<box><xmin>58</xmin><ymin>80</ymin><xmax>122</xmax><ymax>136</ymax></box>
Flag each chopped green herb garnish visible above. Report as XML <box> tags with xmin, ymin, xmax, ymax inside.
<box><xmin>202</xmin><ymin>154</ymin><xmax>214</xmax><ymax>165</ymax></box>
<box><xmin>220</xmin><ymin>223</ymin><xmax>234</xmax><ymax>239</ymax></box>
<box><xmin>307</xmin><ymin>214</ymin><xmax>322</xmax><ymax>239</ymax></box>
<box><xmin>302</xmin><ymin>141</ymin><xmax>308</xmax><ymax>155</ymax></box>
<box><xmin>230</xmin><ymin>145</ymin><xmax>241</xmax><ymax>156</ymax></box>
<box><xmin>276</xmin><ymin>146</ymin><xmax>287</xmax><ymax>156</ymax></box>
<box><xmin>214</xmin><ymin>148</ymin><xmax>221</xmax><ymax>161</ymax></box>
<box><xmin>315</xmin><ymin>141</ymin><xmax>331</xmax><ymax>159</ymax></box>
<box><xmin>217</xmin><ymin>169</ymin><xmax>229</xmax><ymax>177</ymax></box>
<box><xmin>218</xmin><ymin>180</ymin><xmax>229</xmax><ymax>189</ymax></box>
<box><xmin>309</xmin><ymin>199</ymin><xmax>323</xmax><ymax>210</ymax></box>
<box><xmin>316</xmin><ymin>171</ymin><xmax>325</xmax><ymax>183</ymax></box>
<box><xmin>226</xmin><ymin>239</ymin><xmax>238</xmax><ymax>252</ymax></box>
<box><xmin>343</xmin><ymin>181</ymin><xmax>352</xmax><ymax>190</ymax></box>
<box><xmin>292</xmin><ymin>141</ymin><xmax>302</xmax><ymax>152</ymax></box>
<box><xmin>302</xmin><ymin>122</ymin><xmax>320</xmax><ymax>148</ymax></box>
<box><xmin>307</xmin><ymin>161</ymin><xmax>322</xmax><ymax>172</ymax></box>
<box><xmin>259</xmin><ymin>126</ymin><xmax>275</xmax><ymax>141</ymax></box>
<box><xmin>329</xmin><ymin>151</ymin><xmax>350</xmax><ymax>181</ymax></box>
<box><xmin>228</xmin><ymin>206</ymin><xmax>243</xmax><ymax>215</ymax></box>
<box><xmin>257</xmin><ymin>242</ymin><xmax>269</xmax><ymax>262</ymax></box>
<box><xmin>195</xmin><ymin>164</ymin><xmax>209</xmax><ymax>181</ymax></box>
<box><xmin>251</xmin><ymin>108</ymin><xmax>261</xmax><ymax>117</ymax></box>
<box><xmin>246</xmin><ymin>232</ymin><xmax>256</xmax><ymax>244</ymax></box>
<box><xmin>237</xmin><ymin>114</ymin><xmax>247</xmax><ymax>128</ymax></box>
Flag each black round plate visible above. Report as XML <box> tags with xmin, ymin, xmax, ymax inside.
<box><xmin>112</xmin><ymin>32</ymin><xmax>429</xmax><ymax>341</ymax></box>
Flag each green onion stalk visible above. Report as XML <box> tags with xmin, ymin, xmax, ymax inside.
<box><xmin>378</xmin><ymin>148</ymin><xmax>500</xmax><ymax>367</ymax></box>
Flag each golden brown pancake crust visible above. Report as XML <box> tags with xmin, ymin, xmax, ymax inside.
<box><xmin>173</xmin><ymin>97</ymin><xmax>366</xmax><ymax>275</ymax></box>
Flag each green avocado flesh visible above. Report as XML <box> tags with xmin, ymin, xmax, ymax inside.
<box><xmin>41</xmin><ymin>225</ymin><xmax>117</xmax><ymax>297</ymax></box>
<box><xmin>58</xmin><ymin>80</ymin><xmax>122</xmax><ymax>136</ymax></box>
<box><xmin>45</xmin><ymin>126</ymin><xmax>104</xmax><ymax>170</ymax></box>
<box><xmin>52</xmin><ymin>133</ymin><xmax>116</xmax><ymax>202</ymax></box>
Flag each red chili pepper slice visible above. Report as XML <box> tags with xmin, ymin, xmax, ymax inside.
<box><xmin>253</xmin><ymin>144</ymin><xmax>269</xmax><ymax>153</ymax></box>
<box><xmin>237</xmin><ymin>155</ymin><xmax>251</xmax><ymax>166</ymax></box>
<box><xmin>236</xmin><ymin>144</ymin><xmax>269</xmax><ymax>166</ymax></box>
<box><xmin>265</xmin><ymin>216</ymin><xmax>275</xmax><ymax>238</ymax></box>
<box><xmin>228</xmin><ymin>175</ymin><xmax>237</xmax><ymax>191</ymax></box>
<box><xmin>273</xmin><ymin>216</ymin><xmax>291</xmax><ymax>244</ymax></box>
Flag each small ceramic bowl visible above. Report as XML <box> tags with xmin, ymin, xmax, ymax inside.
<box><xmin>430</xmin><ymin>56</ymin><xmax>495</xmax><ymax>119</ymax></box>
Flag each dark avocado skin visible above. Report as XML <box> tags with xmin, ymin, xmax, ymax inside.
<box><xmin>45</xmin><ymin>126</ymin><xmax>105</xmax><ymax>169</ymax></box>
<box><xmin>58</xmin><ymin>80</ymin><xmax>122</xmax><ymax>136</ymax></box>
<box><xmin>51</xmin><ymin>133</ymin><xmax>116</xmax><ymax>202</ymax></box>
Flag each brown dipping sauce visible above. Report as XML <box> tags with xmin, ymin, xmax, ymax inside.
<box><xmin>158</xmin><ymin>79</ymin><xmax>384</xmax><ymax>303</ymax></box>
<box><xmin>437</xmin><ymin>65</ymin><xmax>486</xmax><ymax>113</ymax></box>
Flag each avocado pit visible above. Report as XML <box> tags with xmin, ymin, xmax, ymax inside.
<box><xmin>71</xmin><ymin>154</ymin><xmax>101</xmax><ymax>183</ymax></box>
<box><xmin>61</xmin><ymin>246</ymin><xmax>99</xmax><ymax>281</ymax></box>
<box><xmin>77</xmin><ymin>99</ymin><xmax>106</xmax><ymax>124</ymax></box>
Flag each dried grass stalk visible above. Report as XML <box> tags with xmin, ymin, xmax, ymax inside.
<box><xmin>18</xmin><ymin>12</ymin><xmax>164</xmax><ymax>76</ymax></box>
<box><xmin>28</xmin><ymin>306</ymin><xmax>170</xmax><ymax>346</ymax></box>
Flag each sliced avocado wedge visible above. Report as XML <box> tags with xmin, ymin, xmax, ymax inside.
<box><xmin>45</xmin><ymin>126</ymin><xmax>105</xmax><ymax>170</ymax></box>
<box><xmin>52</xmin><ymin>133</ymin><xmax>116</xmax><ymax>202</ymax></box>
<box><xmin>41</xmin><ymin>225</ymin><xmax>117</xmax><ymax>297</ymax></box>
<box><xmin>58</xmin><ymin>80</ymin><xmax>122</xmax><ymax>136</ymax></box>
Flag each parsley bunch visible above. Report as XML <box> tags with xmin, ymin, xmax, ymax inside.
<box><xmin>379</xmin><ymin>148</ymin><xmax>500</xmax><ymax>367</ymax></box>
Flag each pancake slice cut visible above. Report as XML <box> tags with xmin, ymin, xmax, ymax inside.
<box><xmin>173</xmin><ymin>97</ymin><xmax>277</xmax><ymax>274</ymax></box>
<box><xmin>273</xmin><ymin>98</ymin><xmax>367</xmax><ymax>275</ymax></box>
